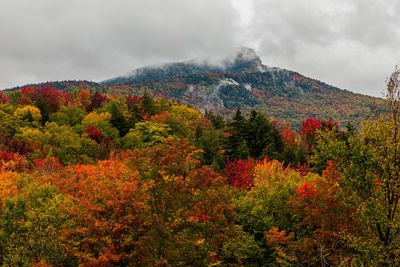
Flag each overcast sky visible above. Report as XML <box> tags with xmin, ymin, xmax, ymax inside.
<box><xmin>1</xmin><ymin>0</ymin><xmax>399</xmax><ymax>97</ymax></box>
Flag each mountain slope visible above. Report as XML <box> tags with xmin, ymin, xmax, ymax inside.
<box><xmin>3</xmin><ymin>48</ymin><xmax>383</xmax><ymax>129</ymax></box>
<box><xmin>104</xmin><ymin>71</ymin><xmax>380</xmax><ymax>129</ymax></box>
<box><xmin>3</xmin><ymin>80</ymin><xmax>104</xmax><ymax>93</ymax></box>
<box><xmin>101</xmin><ymin>47</ymin><xmax>383</xmax><ymax>129</ymax></box>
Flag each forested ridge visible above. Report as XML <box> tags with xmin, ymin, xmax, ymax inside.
<box><xmin>4</xmin><ymin>48</ymin><xmax>384</xmax><ymax>130</ymax></box>
<box><xmin>0</xmin><ymin>68</ymin><xmax>399</xmax><ymax>266</ymax></box>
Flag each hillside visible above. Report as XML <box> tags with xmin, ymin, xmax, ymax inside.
<box><xmin>101</xmin><ymin>47</ymin><xmax>383</xmax><ymax>129</ymax></box>
<box><xmin>3</xmin><ymin>80</ymin><xmax>104</xmax><ymax>94</ymax></box>
<box><xmin>0</xmin><ymin>49</ymin><xmax>399</xmax><ymax>267</ymax></box>
<box><xmin>104</xmin><ymin>70</ymin><xmax>382</xmax><ymax>129</ymax></box>
<box><xmin>3</xmin><ymin>48</ymin><xmax>384</xmax><ymax>129</ymax></box>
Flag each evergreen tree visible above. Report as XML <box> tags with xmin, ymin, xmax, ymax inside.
<box><xmin>141</xmin><ymin>90</ymin><xmax>156</xmax><ymax>116</ymax></box>
<box><xmin>109</xmin><ymin>101</ymin><xmax>132</xmax><ymax>137</ymax></box>
<box><xmin>205</xmin><ymin>110</ymin><xmax>225</xmax><ymax>129</ymax></box>
<box><xmin>226</xmin><ymin>109</ymin><xmax>249</xmax><ymax>159</ymax></box>
<box><xmin>244</xmin><ymin>110</ymin><xmax>284</xmax><ymax>160</ymax></box>
<box><xmin>36</xmin><ymin>97</ymin><xmax>51</xmax><ymax>125</ymax></box>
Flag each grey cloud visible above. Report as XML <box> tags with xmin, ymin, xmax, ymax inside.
<box><xmin>1</xmin><ymin>0</ymin><xmax>399</xmax><ymax>97</ymax></box>
<box><xmin>246</xmin><ymin>0</ymin><xmax>400</xmax><ymax>96</ymax></box>
<box><xmin>0</xmin><ymin>0</ymin><xmax>239</xmax><ymax>88</ymax></box>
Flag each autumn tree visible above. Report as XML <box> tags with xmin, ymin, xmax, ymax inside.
<box><xmin>19</xmin><ymin>86</ymin><xmax>63</xmax><ymax>123</ymax></box>
<box><xmin>280</xmin><ymin>162</ymin><xmax>357</xmax><ymax>265</ymax></box>
<box><xmin>0</xmin><ymin>92</ymin><xmax>9</xmax><ymax>104</ymax></box>
<box><xmin>0</xmin><ymin>173</ymin><xmax>75</xmax><ymax>266</ymax></box>
<box><xmin>123</xmin><ymin>138</ymin><xmax>236</xmax><ymax>265</ymax></box>
<box><xmin>14</xmin><ymin>105</ymin><xmax>42</xmax><ymax>122</ymax></box>
<box><xmin>60</xmin><ymin>158</ymin><xmax>148</xmax><ymax>266</ymax></box>
<box><xmin>299</xmin><ymin>117</ymin><xmax>339</xmax><ymax>156</ymax></box>
<box><xmin>234</xmin><ymin>158</ymin><xmax>317</xmax><ymax>265</ymax></box>
<box><xmin>224</xmin><ymin>158</ymin><xmax>255</xmax><ymax>189</ymax></box>
<box><xmin>86</xmin><ymin>91</ymin><xmax>109</xmax><ymax>112</ymax></box>
<box><xmin>338</xmin><ymin>67</ymin><xmax>400</xmax><ymax>264</ymax></box>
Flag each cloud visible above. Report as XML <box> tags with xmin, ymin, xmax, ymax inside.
<box><xmin>241</xmin><ymin>0</ymin><xmax>400</xmax><ymax>96</ymax></box>
<box><xmin>1</xmin><ymin>0</ymin><xmax>399</xmax><ymax>97</ymax></box>
<box><xmin>0</xmin><ymin>0</ymin><xmax>239</xmax><ymax>88</ymax></box>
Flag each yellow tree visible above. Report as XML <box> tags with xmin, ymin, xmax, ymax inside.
<box><xmin>344</xmin><ymin>67</ymin><xmax>400</xmax><ymax>264</ymax></box>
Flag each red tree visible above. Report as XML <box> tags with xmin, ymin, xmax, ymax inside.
<box><xmin>288</xmin><ymin>161</ymin><xmax>357</xmax><ymax>264</ymax></box>
<box><xmin>0</xmin><ymin>92</ymin><xmax>9</xmax><ymax>104</ymax></box>
<box><xmin>223</xmin><ymin>158</ymin><xmax>256</xmax><ymax>189</ymax></box>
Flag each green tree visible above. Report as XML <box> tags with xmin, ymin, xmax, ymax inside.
<box><xmin>334</xmin><ymin>67</ymin><xmax>400</xmax><ymax>264</ymax></box>
<box><xmin>0</xmin><ymin>174</ymin><xmax>75</xmax><ymax>266</ymax></box>
<box><xmin>120</xmin><ymin>121</ymin><xmax>176</xmax><ymax>149</ymax></box>
<box><xmin>197</xmin><ymin>128</ymin><xmax>225</xmax><ymax>171</ymax></box>
<box><xmin>204</xmin><ymin>110</ymin><xmax>225</xmax><ymax>129</ymax></box>
<box><xmin>106</xmin><ymin>100</ymin><xmax>133</xmax><ymax>137</ymax></box>
<box><xmin>245</xmin><ymin>110</ymin><xmax>284</xmax><ymax>160</ymax></box>
<box><xmin>49</xmin><ymin>105</ymin><xmax>87</xmax><ymax>127</ymax></box>
<box><xmin>15</xmin><ymin>122</ymin><xmax>90</xmax><ymax>164</ymax></box>
<box><xmin>141</xmin><ymin>90</ymin><xmax>156</xmax><ymax>116</ymax></box>
<box><xmin>226</xmin><ymin>109</ymin><xmax>249</xmax><ymax>160</ymax></box>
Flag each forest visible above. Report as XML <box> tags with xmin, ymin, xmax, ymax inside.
<box><xmin>103</xmin><ymin>69</ymin><xmax>382</xmax><ymax>130</ymax></box>
<box><xmin>0</xmin><ymin>68</ymin><xmax>399</xmax><ymax>266</ymax></box>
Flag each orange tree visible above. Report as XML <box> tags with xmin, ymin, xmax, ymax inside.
<box><xmin>123</xmin><ymin>138</ymin><xmax>236</xmax><ymax>266</ymax></box>
<box><xmin>57</xmin><ymin>156</ymin><xmax>149</xmax><ymax>266</ymax></box>
<box><xmin>56</xmin><ymin>138</ymin><xmax>237</xmax><ymax>266</ymax></box>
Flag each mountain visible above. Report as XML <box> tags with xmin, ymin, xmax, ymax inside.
<box><xmin>3</xmin><ymin>47</ymin><xmax>384</xmax><ymax>129</ymax></box>
<box><xmin>101</xmin><ymin>47</ymin><xmax>383</xmax><ymax>129</ymax></box>
<box><xmin>102</xmin><ymin>47</ymin><xmax>266</xmax><ymax>85</ymax></box>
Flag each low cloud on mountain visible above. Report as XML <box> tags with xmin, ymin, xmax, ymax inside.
<box><xmin>1</xmin><ymin>0</ymin><xmax>400</xmax><ymax>96</ymax></box>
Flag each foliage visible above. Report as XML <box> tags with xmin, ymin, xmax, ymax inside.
<box><xmin>81</xmin><ymin>111</ymin><xmax>119</xmax><ymax>139</ymax></box>
<box><xmin>13</xmin><ymin>105</ymin><xmax>42</xmax><ymax>122</ymax></box>
<box><xmin>0</xmin><ymin>69</ymin><xmax>396</xmax><ymax>265</ymax></box>
<box><xmin>49</xmin><ymin>105</ymin><xmax>86</xmax><ymax>126</ymax></box>
<box><xmin>234</xmin><ymin>158</ymin><xmax>316</xmax><ymax>265</ymax></box>
<box><xmin>0</xmin><ymin>151</ymin><xmax>30</xmax><ymax>172</ymax></box>
<box><xmin>224</xmin><ymin>158</ymin><xmax>255</xmax><ymax>189</ymax></box>
<box><xmin>60</xmin><ymin>157</ymin><xmax>148</xmax><ymax>266</ymax></box>
<box><xmin>15</xmin><ymin>122</ymin><xmax>88</xmax><ymax>165</ymax></box>
<box><xmin>120</xmin><ymin>121</ymin><xmax>175</xmax><ymax>149</ymax></box>
<box><xmin>0</xmin><ymin>92</ymin><xmax>9</xmax><ymax>104</ymax></box>
<box><xmin>86</xmin><ymin>91</ymin><xmax>110</xmax><ymax>112</ymax></box>
<box><xmin>122</xmin><ymin>138</ymin><xmax>237</xmax><ymax>265</ymax></box>
<box><xmin>18</xmin><ymin>85</ymin><xmax>64</xmax><ymax>123</ymax></box>
<box><xmin>0</xmin><ymin>173</ymin><xmax>75</xmax><ymax>266</ymax></box>
<box><xmin>338</xmin><ymin>69</ymin><xmax>400</xmax><ymax>264</ymax></box>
